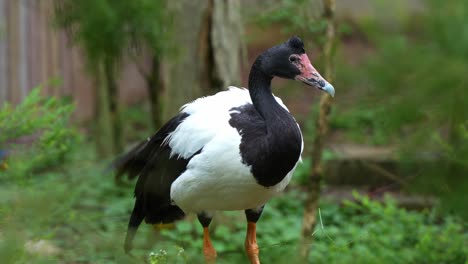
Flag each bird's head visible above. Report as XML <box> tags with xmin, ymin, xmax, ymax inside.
<box><xmin>258</xmin><ymin>36</ymin><xmax>335</xmax><ymax>97</ymax></box>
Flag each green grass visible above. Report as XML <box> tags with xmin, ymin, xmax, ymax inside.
<box><xmin>1</xmin><ymin>147</ymin><xmax>467</xmax><ymax>264</ymax></box>
<box><xmin>0</xmin><ymin>145</ymin><xmax>135</xmax><ymax>263</ymax></box>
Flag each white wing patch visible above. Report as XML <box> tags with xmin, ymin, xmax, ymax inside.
<box><xmin>166</xmin><ymin>86</ymin><xmax>290</xmax><ymax>159</ymax></box>
<box><xmin>168</xmin><ymin>86</ymin><xmax>296</xmax><ymax>158</ymax></box>
<box><xmin>167</xmin><ymin>87</ymin><xmax>248</xmax><ymax>159</ymax></box>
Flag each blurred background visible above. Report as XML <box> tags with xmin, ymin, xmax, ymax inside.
<box><xmin>0</xmin><ymin>0</ymin><xmax>467</xmax><ymax>263</ymax></box>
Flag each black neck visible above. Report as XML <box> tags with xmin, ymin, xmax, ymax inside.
<box><xmin>248</xmin><ymin>63</ymin><xmax>287</xmax><ymax>122</ymax></box>
<box><xmin>243</xmin><ymin>59</ymin><xmax>303</xmax><ymax>187</ymax></box>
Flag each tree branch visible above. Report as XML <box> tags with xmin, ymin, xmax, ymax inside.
<box><xmin>360</xmin><ymin>161</ymin><xmax>408</xmax><ymax>186</ymax></box>
<box><xmin>128</xmin><ymin>52</ymin><xmax>150</xmax><ymax>81</ymax></box>
<box><xmin>300</xmin><ymin>0</ymin><xmax>336</xmax><ymax>260</ymax></box>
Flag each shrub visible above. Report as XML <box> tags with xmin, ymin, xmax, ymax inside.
<box><xmin>0</xmin><ymin>88</ymin><xmax>81</xmax><ymax>179</ymax></box>
<box><xmin>145</xmin><ymin>192</ymin><xmax>468</xmax><ymax>263</ymax></box>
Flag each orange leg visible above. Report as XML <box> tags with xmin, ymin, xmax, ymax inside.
<box><xmin>203</xmin><ymin>227</ymin><xmax>217</xmax><ymax>263</ymax></box>
<box><xmin>245</xmin><ymin>222</ymin><xmax>260</xmax><ymax>264</ymax></box>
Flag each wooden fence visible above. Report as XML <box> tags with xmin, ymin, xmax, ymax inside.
<box><xmin>0</xmin><ymin>0</ymin><xmax>148</xmax><ymax>121</ymax></box>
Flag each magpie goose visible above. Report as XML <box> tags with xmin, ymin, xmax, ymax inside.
<box><xmin>116</xmin><ymin>36</ymin><xmax>335</xmax><ymax>263</ymax></box>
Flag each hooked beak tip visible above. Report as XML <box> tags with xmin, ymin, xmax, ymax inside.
<box><xmin>323</xmin><ymin>82</ymin><xmax>335</xmax><ymax>97</ymax></box>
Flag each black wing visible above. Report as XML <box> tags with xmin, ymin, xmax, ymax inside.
<box><xmin>113</xmin><ymin>112</ymin><xmax>197</xmax><ymax>252</ymax></box>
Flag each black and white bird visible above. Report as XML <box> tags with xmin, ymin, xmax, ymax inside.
<box><xmin>115</xmin><ymin>36</ymin><xmax>334</xmax><ymax>264</ymax></box>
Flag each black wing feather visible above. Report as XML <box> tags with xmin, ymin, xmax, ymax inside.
<box><xmin>113</xmin><ymin>113</ymin><xmax>194</xmax><ymax>252</ymax></box>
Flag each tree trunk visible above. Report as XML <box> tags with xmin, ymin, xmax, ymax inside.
<box><xmin>6</xmin><ymin>0</ymin><xmax>19</xmax><ymax>103</ymax></box>
<box><xmin>95</xmin><ymin>62</ymin><xmax>114</xmax><ymax>157</ymax></box>
<box><xmin>104</xmin><ymin>57</ymin><xmax>123</xmax><ymax>154</ymax></box>
<box><xmin>0</xmin><ymin>0</ymin><xmax>7</xmax><ymax>105</ymax></box>
<box><xmin>146</xmin><ymin>55</ymin><xmax>164</xmax><ymax>129</ymax></box>
<box><xmin>300</xmin><ymin>0</ymin><xmax>336</xmax><ymax>260</ymax></box>
<box><xmin>162</xmin><ymin>0</ymin><xmax>243</xmax><ymax>119</ymax></box>
<box><xmin>203</xmin><ymin>0</ymin><xmax>243</xmax><ymax>93</ymax></box>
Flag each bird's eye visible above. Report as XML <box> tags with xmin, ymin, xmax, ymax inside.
<box><xmin>289</xmin><ymin>55</ymin><xmax>300</xmax><ymax>63</ymax></box>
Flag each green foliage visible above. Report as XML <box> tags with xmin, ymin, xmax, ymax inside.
<box><xmin>0</xmin><ymin>145</ymin><xmax>137</xmax><ymax>263</ymax></box>
<box><xmin>361</xmin><ymin>0</ymin><xmax>468</xmax><ymax>139</ymax></box>
<box><xmin>152</xmin><ymin>190</ymin><xmax>306</xmax><ymax>263</ymax></box>
<box><xmin>256</xmin><ymin>0</ymin><xmax>325</xmax><ymax>43</ymax></box>
<box><xmin>308</xmin><ymin>194</ymin><xmax>468</xmax><ymax>264</ymax></box>
<box><xmin>405</xmin><ymin>127</ymin><xmax>468</xmax><ymax>219</ymax></box>
<box><xmin>292</xmin><ymin>148</ymin><xmax>336</xmax><ymax>185</ymax></box>
<box><xmin>292</xmin><ymin>158</ymin><xmax>312</xmax><ymax>185</ymax></box>
<box><xmin>0</xmin><ymin>88</ymin><xmax>80</xmax><ymax>179</ymax></box>
<box><xmin>121</xmin><ymin>104</ymin><xmax>154</xmax><ymax>142</ymax></box>
<box><xmin>138</xmin><ymin>192</ymin><xmax>467</xmax><ymax>264</ymax></box>
<box><xmin>54</xmin><ymin>0</ymin><xmax>172</xmax><ymax>68</ymax></box>
<box><xmin>53</xmin><ymin>0</ymin><xmax>173</xmax><ymax>157</ymax></box>
<box><xmin>1</xmin><ymin>136</ymin><xmax>466</xmax><ymax>263</ymax></box>
<box><xmin>343</xmin><ymin>0</ymin><xmax>468</xmax><ymax>218</ymax></box>
<box><xmin>330</xmin><ymin>106</ymin><xmax>394</xmax><ymax>145</ymax></box>
<box><xmin>148</xmin><ymin>250</ymin><xmax>168</xmax><ymax>264</ymax></box>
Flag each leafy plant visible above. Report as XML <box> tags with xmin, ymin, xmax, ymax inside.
<box><xmin>2</xmin><ymin>151</ymin><xmax>466</xmax><ymax>264</ymax></box>
<box><xmin>330</xmin><ymin>106</ymin><xmax>394</xmax><ymax>145</ymax></box>
<box><xmin>257</xmin><ymin>0</ymin><xmax>325</xmax><ymax>42</ymax></box>
<box><xmin>308</xmin><ymin>194</ymin><xmax>468</xmax><ymax>264</ymax></box>
<box><xmin>147</xmin><ymin>193</ymin><xmax>468</xmax><ymax>264</ymax></box>
<box><xmin>54</xmin><ymin>0</ymin><xmax>172</xmax><ymax>68</ymax></box>
<box><xmin>347</xmin><ymin>0</ymin><xmax>468</xmax><ymax>219</ymax></box>
<box><xmin>53</xmin><ymin>0</ymin><xmax>174</xmax><ymax>155</ymax></box>
<box><xmin>0</xmin><ymin>88</ymin><xmax>80</xmax><ymax>179</ymax></box>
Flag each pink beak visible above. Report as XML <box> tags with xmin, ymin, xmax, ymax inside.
<box><xmin>294</xmin><ymin>54</ymin><xmax>335</xmax><ymax>97</ymax></box>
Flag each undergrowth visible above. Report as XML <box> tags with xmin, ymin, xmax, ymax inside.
<box><xmin>3</xmin><ymin>156</ymin><xmax>466</xmax><ymax>264</ymax></box>
<box><xmin>0</xmin><ymin>88</ymin><xmax>80</xmax><ymax>179</ymax></box>
<box><xmin>148</xmin><ymin>192</ymin><xmax>467</xmax><ymax>264</ymax></box>
<box><xmin>1</xmin><ymin>88</ymin><xmax>467</xmax><ymax>264</ymax></box>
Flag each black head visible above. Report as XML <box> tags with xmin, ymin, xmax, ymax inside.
<box><xmin>255</xmin><ymin>36</ymin><xmax>335</xmax><ymax>97</ymax></box>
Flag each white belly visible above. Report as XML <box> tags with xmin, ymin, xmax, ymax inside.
<box><xmin>169</xmin><ymin>129</ymin><xmax>295</xmax><ymax>213</ymax></box>
<box><xmin>171</xmin><ymin>167</ymin><xmax>293</xmax><ymax>213</ymax></box>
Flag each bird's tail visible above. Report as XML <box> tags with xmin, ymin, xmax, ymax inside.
<box><xmin>111</xmin><ymin>140</ymin><xmax>150</xmax><ymax>252</ymax></box>
<box><xmin>112</xmin><ymin>139</ymin><xmax>150</xmax><ymax>181</ymax></box>
<box><xmin>124</xmin><ymin>197</ymin><xmax>145</xmax><ymax>253</ymax></box>
<box><xmin>111</xmin><ymin>124</ymin><xmax>188</xmax><ymax>252</ymax></box>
